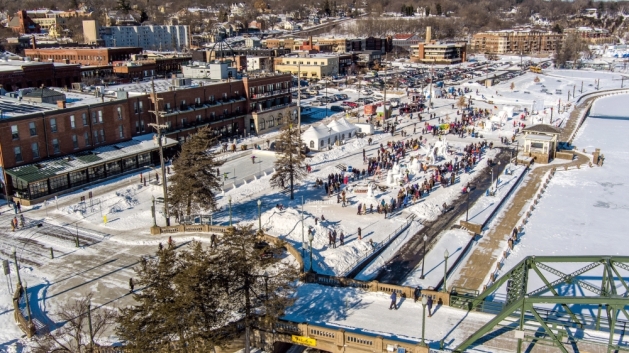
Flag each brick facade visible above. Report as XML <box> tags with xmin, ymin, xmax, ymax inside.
<box><xmin>24</xmin><ymin>47</ymin><xmax>143</xmax><ymax>66</ymax></box>
<box><xmin>0</xmin><ymin>62</ymin><xmax>81</xmax><ymax>91</ymax></box>
<box><xmin>0</xmin><ymin>73</ymin><xmax>293</xmax><ymax>171</ymax></box>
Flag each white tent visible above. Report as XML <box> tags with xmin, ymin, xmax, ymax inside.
<box><xmin>327</xmin><ymin>118</ymin><xmax>357</xmax><ymax>144</ymax></box>
<box><xmin>302</xmin><ymin>124</ymin><xmax>332</xmax><ymax>151</ymax></box>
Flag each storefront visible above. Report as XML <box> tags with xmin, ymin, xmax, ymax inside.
<box><xmin>6</xmin><ymin>135</ymin><xmax>178</xmax><ymax>205</ymax></box>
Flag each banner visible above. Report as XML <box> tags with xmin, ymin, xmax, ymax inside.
<box><xmin>291</xmin><ymin>335</ymin><xmax>316</xmax><ymax>347</ymax></box>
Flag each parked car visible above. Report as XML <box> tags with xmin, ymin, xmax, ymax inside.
<box><xmin>330</xmin><ymin>105</ymin><xmax>345</xmax><ymax>112</ymax></box>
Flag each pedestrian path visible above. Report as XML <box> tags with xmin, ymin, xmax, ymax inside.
<box><xmin>451</xmin><ymin>97</ymin><xmax>594</xmax><ymax>292</ymax></box>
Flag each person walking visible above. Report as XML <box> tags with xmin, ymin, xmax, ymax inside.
<box><xmin>19</xmin><ymin>214</ymin><xmax>25</xmax><ymax>228</ymax></box>
<box><xmin>332</xmin><ymin>230</ymin><xmax>337</xmax><ymax>249</ymax></box>
<box><xmin>16</xmin><ymin>201</ymin><xmax>21</xmax><ymax>213</ymax></box>
<box><xmin>357</xmin><ymin>227</ymin><xmax>362</xmax><ymax>240</ymax></box>
<box><xmin>328</xmin><ymin>230</ymin><xmax>333</xmax><ymax>246</ymax></box>
<box><xmin>13</xmin><ymin>217</ymin><xmax>18</xmax><ymax>231</ymax></box>
<box><xmin>389</xmin><ymin>291</ymin><xmax>398</xmax><ymax>310</ymax></box>
<box><xmin>210</xmin><ymin>233</ymin><xmax>217</xmax><ymax>248</ymax></box>
<box><xmin>339</xmin><ymin>232</ymin><xmax>344</xmax><ymax>246</ymax></box>
<box><xmin>427</xmin><ymin>296</ymin><xmax>434</xmax><ymax>317</ymax></box>
<box><xmin>129</xmin><ymin>278</ymin><xmax>135</xmax><ymax>293</ymax></box>
<box><xmin>10</xmin><ymin>219</ymin><xmax>15</xmax><ymax>232</ymax></box>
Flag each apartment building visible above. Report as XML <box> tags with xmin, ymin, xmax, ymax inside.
<box><xmin>83</xmin><ymin>20</ymin><xmax>191</xmax><ymax>51</ymax></box>
<box><xmin>471</xmin><ymin>29</ymin><xmax>564</xmax><ymax>54</ymax></box>
<box><xmin>0</xmin><ymin>73</ymin><xmax>292</xmax><ymax>204</ymax></box>
<box><xmin>564</xmin><ymin>27</ymin><xmax>614</xmax><ymax>44</ymax></box>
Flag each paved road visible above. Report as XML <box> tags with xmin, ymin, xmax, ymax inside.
<box><xmin>371</xmin><ymin>148</ymin><xmax>513</xmax><ymax>284</ymax></box>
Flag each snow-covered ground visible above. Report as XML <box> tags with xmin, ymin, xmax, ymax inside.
<box><xmin>1</xmin><ymin>66</ymin><xmax>628</xmax><ymax>351</ymax></box>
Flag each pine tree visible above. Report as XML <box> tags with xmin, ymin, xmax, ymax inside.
<box><xmin>270</xmin><ymin>123</ymin><xmax>306</xmax><ymax>200</ymax></box>
<box><xmin>219</xmin><ymin>225</ymin><xmax>299</xmax><ymax>353</ymax></box>
<box><xmin>117</xmin><ymin>242</ymin><xmax>234</xmax><ymax>352</ymax></box>
<box><xmin>168</xmin><ymin>127</ymin><xmax>223</xmax><ymax>218</ymax></box>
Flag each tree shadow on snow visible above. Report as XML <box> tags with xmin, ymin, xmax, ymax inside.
<box><xmin>283</xmin><ymin>284</ymin><xmax>370</xmax><ymax>323</ymax></box>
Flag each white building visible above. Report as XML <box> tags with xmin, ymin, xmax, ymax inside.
<box><xmin>181</xmin><ymin>62</ymin><xmax>238</xmax><ymax>80</ymax></box>
<box><xmin>99</xmin><ymin>25</ymin><xmax>191</xmax><ymax>51</ymax></box>
<box><xmin>302</xmin><ymin>118</ymin><xmax>358</xmax><ymax>151</ymax></box>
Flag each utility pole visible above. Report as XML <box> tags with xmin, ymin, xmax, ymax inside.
<box><xmin>149</xmin><ymin>78</ymin><xmax>171</xmax><ymax>226</ymax></box>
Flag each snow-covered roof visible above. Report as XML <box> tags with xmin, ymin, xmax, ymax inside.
<box><xmin>523</xmin><ymin>124</ymin><xmax>561</xmax><ymax>135</ymax></box>
<box><xmin>302</xmin><ymin>124</ymin><xmax>331</xmax><ymax>139</ymax></box>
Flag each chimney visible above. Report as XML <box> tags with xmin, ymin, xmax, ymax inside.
<box><xmin>426</xmin><ymin>26</ymin><xmax>432</xmax><ymax>43</ymax></box>
<box><xmin>56</xmin><ymin>100</ymin><xmax>66</xmax><ymax>109</ymax></box>
<box><xmin>31</xmin><ymin>35</ymin><xmax>36</xmax><ymax>50</ymax></box>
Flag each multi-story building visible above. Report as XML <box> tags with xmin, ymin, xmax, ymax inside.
<box><xmin>392</xmin><ymin>34</ymin><xmax>422</xmax><ymax>52</ymax></box>
<box><xmin>8</xmin><ymin>10</ymin><xmax>41</xmax><ymax>35</ymax></box>
<box><xmin>471</xmin><ymin>29</ymin><xmax>564</xmax><ymax>54</ymax></box>
<box><xmin>24</xmin><ymin>47</ymin><xmax>143</xmax><ymax>66</ymax></box>
<box><xmin>27</xmin><ymin>10</ymin><xmax>67</xmax><ymax>32</ymax></box>
<box><xmin>564</xmin><ymin>27</ymin><xmax>614</xmax><ymax>44</ymax></box>
<box><xmin>82</xmin><ymin>21</ymin><xmax>191</xmax><ymax>51</ymax></box>
<box><xmin>0</xmin><ymin>73</ymin><xmax>293</xmax><ymax>204</ymax></box>
<box><xmin>274</xmin><ymin>54</ymin><xmax>340</xmax><ymax>79</ymax></box>
<box><xmin>191</xmin><ymin>48</ymin><xmax>291</xmax><ymax>62</ymax></box>
<box><xmin>0</xmin><ymin>59</ymin><xmax>81</xmax><ymax>90</ymax></box>
<box><xmin>410</xmin><ymin>27</ymin><xmax>467</xmax><ymax>64</ymax></box>
<box><xmin>246</xmin><ymin>56</ymin><xmax>274</xmax><ymax>72</ymax></box>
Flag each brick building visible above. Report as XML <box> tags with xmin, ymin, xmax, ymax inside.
<box><xmin>0</xmin><ymin>73</ymin><xmax>292</xmax><ymax>203</ymax></box>
<box><xmin>8</xmin><ymin>10</ymin><xmax>41</xmax><ymax>35</ymax></box>
<box><xmin>24</xmin><ymin>47</ymin><xmax>143</xmax><ymax>66</ymax></box>
<box><xmin>0</xmin><ymin>60</ymin><xmax>81</xmax><ymax>91</ymax></box>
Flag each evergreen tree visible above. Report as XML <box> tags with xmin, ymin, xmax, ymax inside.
<box><xmin>219</xmin><ymin>225</ymin><xmax>299</xmax><ymax>353</ymax></box>
<box><xmin>168</xmin><ymin>127</ymin><xmax>223</xmax><ymax>218</ymax></box>
<box><xmin>270</xmin><ymin>123</ymin><xmax>306</xmax><ymax>200</ymax></box>
<box><xmin>116</xmin><ymin>0</ymin><xmax>132</xmax><ymax>14</ymax></box>
<box><xmin>117</xmin><ymin>242</ymin><xmax>234</xmax><ymax>352</ymax></box>
<box><xmin>323</xmin><ymin>0</ymin><xmax>332</xmax><ymax>16</ymax></box>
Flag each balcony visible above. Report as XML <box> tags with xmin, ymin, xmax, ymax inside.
<box><xmin>250</xmin><ymin>89</ymin><xmax>290</xmax><ymax>99</ymax></box>
<box><xmin>252</xmin><ymin>102</ymin><xmax>296</xmax><ymax>114</ymax></box>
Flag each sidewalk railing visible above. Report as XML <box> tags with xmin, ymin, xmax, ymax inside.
<box><xmin>337</xmin><ymin>219</ymin><xmax>412</xmax><ymax>277</ymax></box>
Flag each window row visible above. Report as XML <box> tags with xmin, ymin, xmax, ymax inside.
<box><xmin>12</xmin><ymin>126</ymin><xmax>125</xmax><ymax>164</ymax></box>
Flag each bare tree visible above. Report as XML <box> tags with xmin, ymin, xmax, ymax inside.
<box><xmin>33</xmin><ymin>294</ymin><xmax>117</xmax><ymax>353</ymax></box>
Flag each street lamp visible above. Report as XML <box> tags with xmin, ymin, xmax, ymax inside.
<box><xmin>257</xmin><ymin>199</ymin><xmax>262</xmax><ymax>232</ymax></box>
<box><xmin>12</xmin><ymin>247</ymin><xmax>21</xmax><ymax>288</ymax></box>
<box><xmin>228</xmin><ymin>195</ymin><xmax>232</xmax><ymax>226</ymax></box>
<box><xmin>421</xmin><ymin>296</ymin><xmax>428</xmax><ymax>346</ymax></box>
<box><xmin>420</xmin><ymin>235</ymin><xmax>427</xmax><ymax>279</ymax></box>
<box><xmin>308</xmin><ymin>232</ymin><xmax>314</xmax><ymax>273</ymax></box>
<box><xmin>443</xmin><ymin>249</ymin><xmax>449</xmax><ymax>293</ymax></box>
